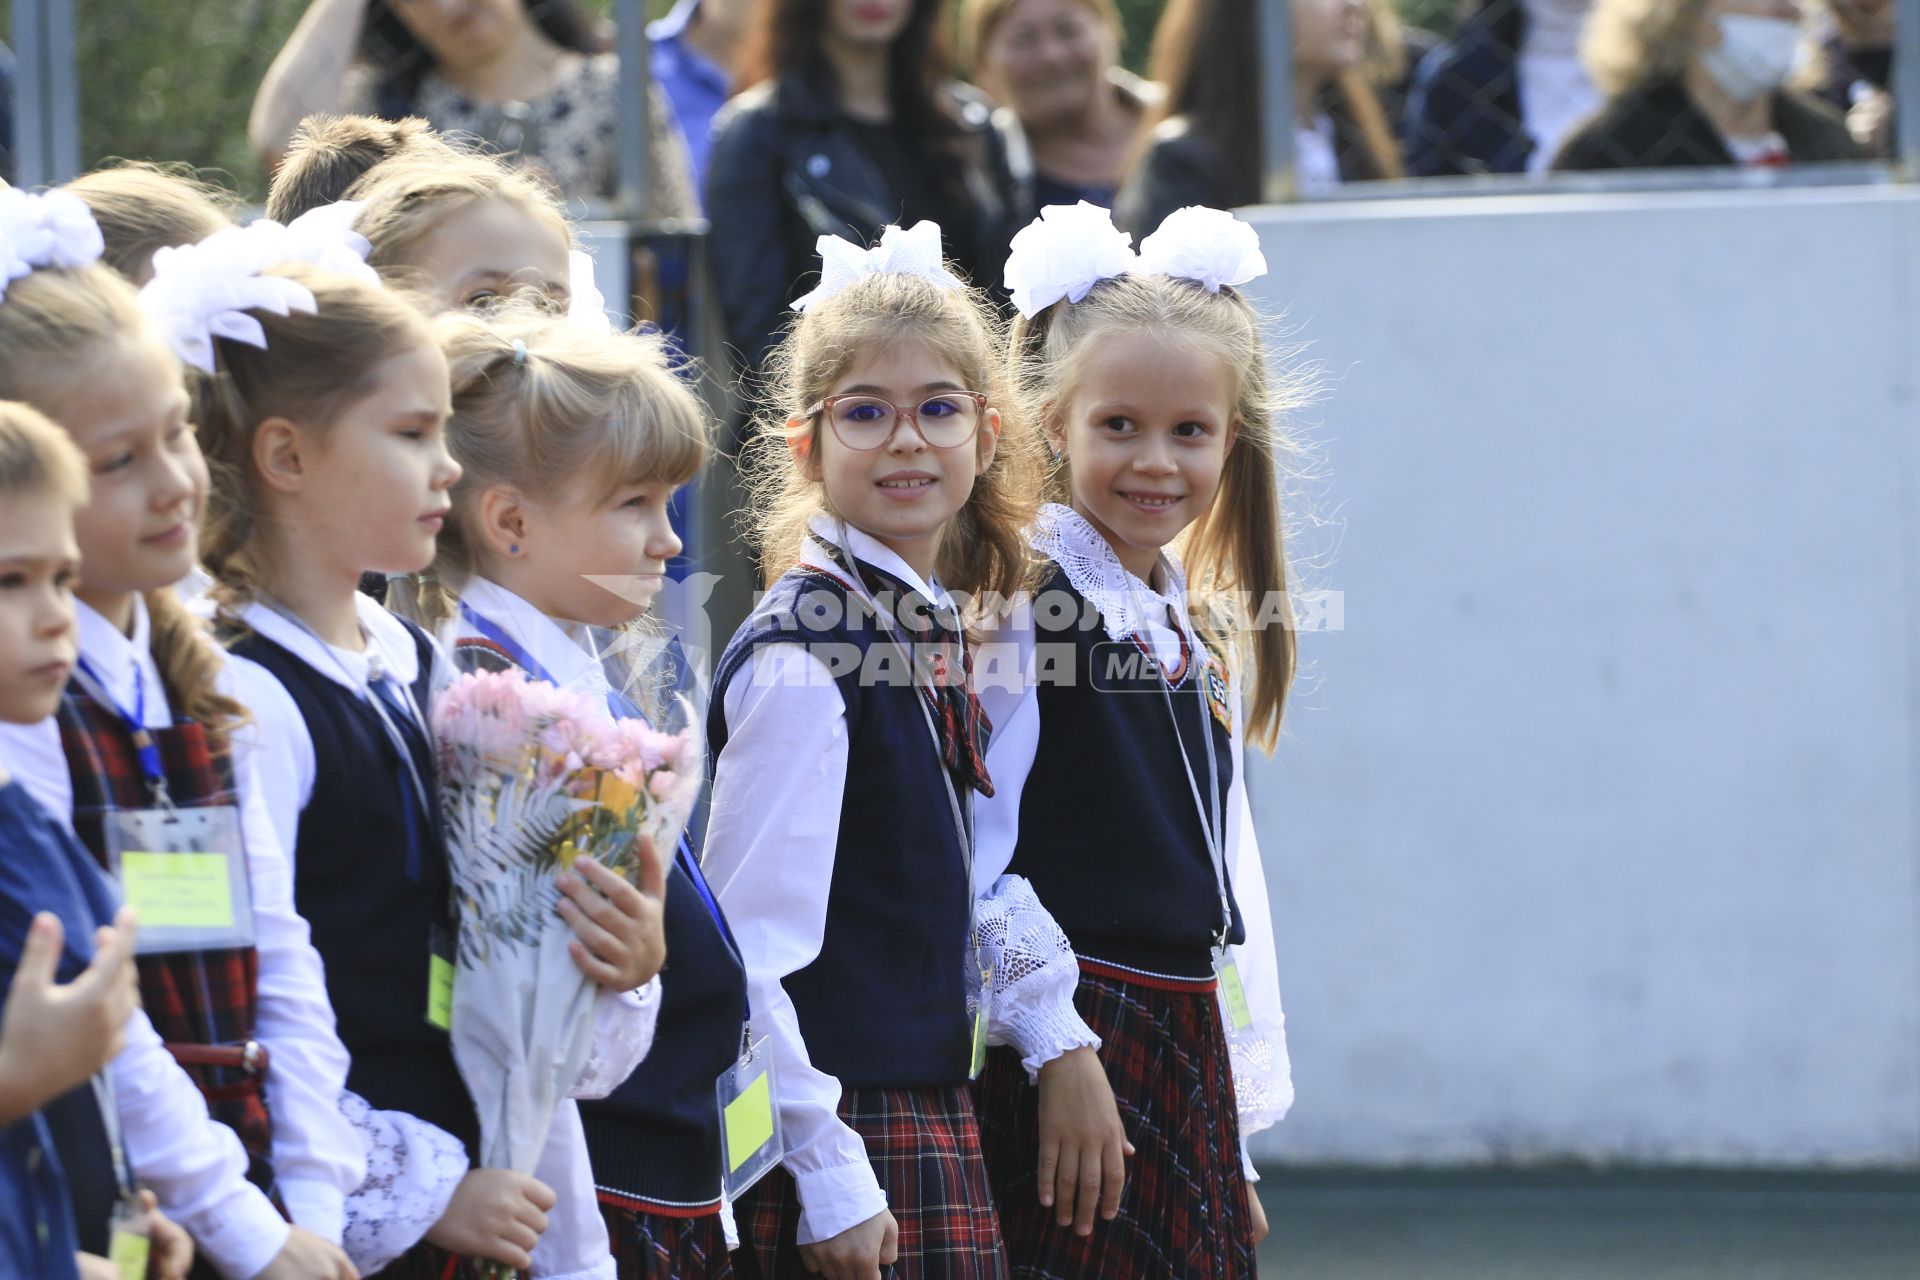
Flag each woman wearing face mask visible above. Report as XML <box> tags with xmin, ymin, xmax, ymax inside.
<box><xmin>250</xmin><ymin>0</ymin><xmax>697</xmax><ymax>213</ymax></box>
<box><xmin>964</xmin><ymin>0</ymin><xmax>1159</xmax><ymax>218</ymax></box>
<box><xmin>1552</xmin><ymin>0</ymin><xmax>1861</xmax><ymax>169</ymax></box>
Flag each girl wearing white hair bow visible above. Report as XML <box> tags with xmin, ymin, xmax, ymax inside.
<box><xmin>970</xmin><ymin>202</ymin><xmax>1302</xmax><ymax>1278</ymax></box>
<box><xmin>704</xmin><ymin>220</ymin><xmax>1122</xmax><ymax>1280</ymax></box>
<box><xmin>0</xmin><ymin>185</ymin><xmax>362</xmax><ymax>1279</ymax></box>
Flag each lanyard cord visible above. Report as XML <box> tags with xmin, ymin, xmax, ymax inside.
<box><xmin>70</xmin><ymin>658</ymin><xmax>171</xmax><ymax>809</ymax></box>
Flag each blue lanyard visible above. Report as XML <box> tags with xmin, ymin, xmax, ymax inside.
<box><xmin>72</xmin><ymin>656</ymin><xmax>166</xmax><ymax>793</ymax></box>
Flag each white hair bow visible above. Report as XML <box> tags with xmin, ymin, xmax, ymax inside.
<box><xmin>0</xmin><ymin>182</ymin><xmax>105</xmax><ymax>303</ymax></box>
<box><xmin>1136</xmin><ymin>206</ymin><xmax>1267</xmax><ymax>293</ymax></box>
<box><xmin>790</xmin><ymin>220</ymin><xmax>963</xmax><ymax>312</ymax></box>
<box><xmin>1002</xmin><ymin>201</ymin><xmax>1137</xmax><ymax>319</ymax></box>
<box><xmin>138</xmin><ymin>200</ymin><xmax>380</xmax><ymax>374</ymax></box>
<box><xmin>568</xmin><ymin>249</ymin><xmax>612</xmax><ymax>333</ymax></box>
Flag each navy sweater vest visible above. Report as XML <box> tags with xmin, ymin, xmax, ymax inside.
<box><xmin>709</xmin><ymin>566</ymin><xmax>973</xmax><ymax>1087</ymax></box>
<box><xmin>450</xmin><ymin>634</ymin><xmax>748</xmax><ymax>1209</ymax></box>
<box><xmin>1008</xmin><ymin>562</ymin><xmax>1245</xmax><ymax>978</ymax></box>
<box><xmin>229</xmin><ymin>622</ymin><xmax>480</xmax><ymax>1155</ymax></box>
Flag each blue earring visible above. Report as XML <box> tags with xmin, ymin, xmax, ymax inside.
<box><xmin>509</xmin><ymin>543</ymin><xmax>520</xmax><ymax>555</ymax></box>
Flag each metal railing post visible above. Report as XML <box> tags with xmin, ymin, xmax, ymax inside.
<box><xmin>1894</xmin><ymin>0</ymin><xmax>1920</xmax><ymax>179</ymax></box>
<box><xmin>1260</xmin><ymin>0</ymin><xmax>1297</xmax><ymax>204</ymax></box>
<box><xmin>613</xmin><ymin>0</ymin><xmax>654</xmax><ymax>222</ymax></box>
<box><xmin>10</xmin><ymin>0</ymin><xmax>81</xmax><ymax>187</ymax></box>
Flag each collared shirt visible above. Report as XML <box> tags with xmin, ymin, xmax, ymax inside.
<box><xmin>649</xmin><ymin>0</ymin><xmax>731</xmax><ymax>199</ymax></box>
<box><xmin>0</xmin><ymin>596</ymin><xmax>326</xmax><ymax>1274</ymax></box>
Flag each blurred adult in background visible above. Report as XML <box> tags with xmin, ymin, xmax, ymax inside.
<box><xmin>966</xmin><ymin>0</ymin><xmax>1160</xmax><ymax>216</ymax></box>
<box><xmin>706</xmin><ymin>0</ymin><xmax>1021</xmax><ymax>373</ymax></box>
<box><xmin>250</xmin><ymin>0</ymin><xmax>696</xmax><ymax>215</ymax></box>
<box><xmin>650</xmin><ymin>0</ymin><xmax>756</xmax><ymax>200</ymax></box>
<box><xmin>1553</xmin><ymin>0</ymin><xmax>1861</xmax><ymax>169</ymax></box>
<box><xmin>1809</xmin><ymin>0</ymin><xmax>1895</xmax><ymax>156</ymax></box>
<box><xmin>1113</xmin><ymin>0</ymin><xmax>1402</xmax><ymax>233</ymax></box>
<box><xmin>1404</xmin><ymin>0</ymin><xmax>1603</xmax><ymax>176</ymax></box>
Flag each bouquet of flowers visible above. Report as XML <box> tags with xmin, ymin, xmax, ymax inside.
<box><xmin>431</xmin><ymin>668</ymin><xmax>700</xmax><ymax>1178</ymax></box>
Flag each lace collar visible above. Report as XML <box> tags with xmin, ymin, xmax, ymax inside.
<box><xmin>1028</xmin><ymin>503</ymin><xmax>1196</xmax><ymax>648</ymax></box>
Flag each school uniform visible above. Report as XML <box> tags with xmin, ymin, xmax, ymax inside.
<box><xmin>227</xmin><ymin>591</ymin><xmax>659</xmax><ymax>1280</ymax></box>
<box><xmin>0</xmin><ymin>777</ymin><xmax>117</xmax><ymax>1280</ymax></box>
<box><xmin>705</xmin><ymin>516</ymin><xmax>1095</xmax><ymax>1279</ymax></box>
<box><xmin>450</xmin><ymin>577</ymin><xmax>727</xmax><ymax>1280</ymax></box>
<box><xmin>969</xmin><ymin>504</ymin><xmax>1293</xmax><ymax>1280</ymax></box>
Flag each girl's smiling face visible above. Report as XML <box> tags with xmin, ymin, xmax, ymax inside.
<box><xmin>34</xmin><ymin>332</ymin><xmax>208</xmax><ymax>614</ymax></box>
<box><xmin>1050</xmin><ymin>327</ymin><xmax>1238</xmax><ymax>584</ymax></box>
<box><xmin>801</xmin><ymin>339</ymin><xmax>999</xmax><ymax>582</ymax></box>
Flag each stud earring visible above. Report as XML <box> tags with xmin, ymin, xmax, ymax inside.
<box><xmin>509</xmin><ymin>543</ymin><xmax>520</xmax><ymax>555</ymax></box>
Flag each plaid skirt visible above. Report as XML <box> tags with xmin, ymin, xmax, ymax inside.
<box><xmin>369</xmin><ymin>1243</ymin><xmax>525</xmax><ymax>1279</ymax></box>
<box><xmin>598</xmin><ymin>1197</ymin><xmax>733</xmax><ymax>1280</ymax></box>
<box><xmin>732</xmin><ymin>1084</ymin><xmax>1008</xmax><ymax>1280</ymax></box>
<box><xmin>971</xmin><ymin>963</ymin><xmax>1255</xmax><ymax>1280</ymax></box>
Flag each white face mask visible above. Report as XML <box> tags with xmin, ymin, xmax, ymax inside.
<box><xmin>1698</xmin><ymin>14</ymin><xmax>1802</xmax><ymax>104</ymax></box>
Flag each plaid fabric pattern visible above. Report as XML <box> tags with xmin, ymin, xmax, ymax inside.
<box><xmin>369</xmin><ymin>1243</ymin><xmax>526</xmax><ymax>1279</ymax></box>
<box><xmin>57</xmin><ymin>687</ymin><xmax>275</xmax><ymax>1190</ymax></box>
<box><xmin>734</xmin><ymin>1085</ymin><xmax>1009</xmax><ymax>1280</ymax></box>
<box><xmin>971</xmin><ymin>965</ymin><xmax>1255</xmax><ymax>1279</ymax></box>
<box><xmin>807</xmin><ymin>540</ymin><xmax>995</xmax><ymax>799</ymax></box>
<box><xmin>598</xmin><ymin>1199</ymin><xmax>734</xmax><ymax>1280</ymax></box>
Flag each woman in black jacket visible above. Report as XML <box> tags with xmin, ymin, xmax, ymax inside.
<box><xmin>705</xmin><ymin>0</ymin><xmax>1020</xmax><ymax>373</ymax></box>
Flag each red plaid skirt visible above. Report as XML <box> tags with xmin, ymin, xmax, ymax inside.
<box><xmin>971</xmin><ymin>962</ymin><xmax>1255</xmax><ymax>1279</ymax></box>
<box><xmin>598</xmin><ymin>1196</ymin><xmax>733</xmax><ymax>1279</ymax></box>
<box><xmin>732</xmin><ymin>1084</ymin><xmax>1008</xmax><ymax>1280</ymax></box>
<box><xmin>58</xmin><ymin>689</ymin><xmax>275</xmax><ymax>1190</ymax></box>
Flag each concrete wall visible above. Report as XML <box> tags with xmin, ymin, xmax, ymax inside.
<box><xmin>1239</xmin><ymin>185</ymin><xmax>1920</xmax><ymax>1167</ymax></box>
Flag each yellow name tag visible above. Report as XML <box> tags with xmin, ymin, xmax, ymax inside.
<box><xmin>109</xmin><ymin>1225</ymin><xmax>150</xmax><ymax>1280</ymax></box>
<box><xmin>723</xmin><ymin>1070</ymin><xmax>775</xmax><ymax>1173</ymax></box>
<box><xmin>119</xmin><ymin>852</ymin><xmax>235</xmax><ymax>930</ymax></box>
<box><xmin>1217</xmin><ymin>958</ymin><xmax>1255</xmax><ymax>1032</ymax></box>
<box><xmin>969</xmin><ymin>1002</ymin><xmax>990</xmax><ymax>1079</ymax></box>
<box><xmin>426</xmin><ymin>954</ymin><xmax>455</xmax><ymax>1031</ymax></box>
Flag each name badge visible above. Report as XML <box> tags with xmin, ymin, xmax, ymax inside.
<box><xmin>108</xmin><ymin>1197</ymin><xmax>150</xmax><ymax>1280</ymax></box>
<box><xmin>717</xmin><ymin>1033</ymin><xmax>783</xmax><ymax>1199</ymax></box>
<box><xmin>1215</xmin><ymin>951</ymin><xmax>1255</xmax><ymax>1034</ymax></box>
<box><xmin>426</xmin><ymin>927</ymin><xmax>456</xmax><ymax>1032</ymax></box>
<box><xmin>969</xmin><ymin>958</ymin><xmax>996</xmax><ymax>1080</ymax></box>
<box><xmin>104</xmin><ymin>806</ymin><xmax>254</xmax><ymax>954</ymax></box>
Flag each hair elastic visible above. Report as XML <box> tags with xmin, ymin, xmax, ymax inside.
<box><xmin>512</xmin><ymin>339</ymin><xmax>529</xmax><ymax>364</ymax></box>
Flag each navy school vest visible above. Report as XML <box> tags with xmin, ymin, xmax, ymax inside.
<box><xmin>1007</xmin><ymin>562</ymin><xmax>1245</xmax><ymax>978</ymax></box>
<box><xmin>227</xmin><ymin>620</ymin><xmax>480</xmax><ymax>1156</ymax></box>
<box><xmin>708</xmin><ymin>565</ymin><xmax>973</xmax><ymax>1087</ymax></box>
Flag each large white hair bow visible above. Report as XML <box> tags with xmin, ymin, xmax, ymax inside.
<box><xmin>790</xmin><ymin>220</ymin><xmax>962</xmax><ymax>312</ymax></box>
<box><xmin>0</xmin><ymin>182</ymin><xmax>105</xmax><ymax>303</ymax></box>
<box><xmin>138</xmin><ymin>200</ymin><xmax>379</xmax><ymax>373</ymax></box>
<box><xmin>1136</xmin><ymin>206</ymin><xmax>1267</xmax><ymax>293</ymax></box>
<box><xmin>568</xmin><ymin>249</ymin><xmax>612</xmax><ymax>333</ymax></box>
<box><xmin>1002</xmin><ymin>201</ymin><xmax>1137</xmax><ymax>318</ymax></box>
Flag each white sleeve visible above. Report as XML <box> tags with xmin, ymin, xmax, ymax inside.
<box><xmin>971</xmin><ymin>606</ymin><xmax>1038</xmax><ymax>892</ymax></box>
<box><xmin>339</xmin><ymin>1092</ymin><xmax>469</xmax><ymax>1276</ymax></box>
<box><xmin>703</xmin><ymin>643</ymin><xmax>886</xmax><ymax>1248</ymax></box>
<box><xmin>110</xmin><ymin>1010</ymin><xmax>293</xmax><ymax>1280</ymax></box>
<box><xmin>221</xmin><ymin>653</ymin><xmax>316</xmax><ymax>867</ymax></box>
<box><xmin>569</xmin><ymin>977</ymin><xmax>662</xmax><ymax>1100</ymax></box>
<box><xmin>224</xmin><ymin>662</ymin><xmax>363</xmax><ymax>1244</ymax></box>
<box><xmin>974</xmin><ymin>875</ymin><xmax>1098</xmax><ymax>1079</ymax></box>
<box><xmin>1221</xmin><ymin>683</ymin><xmax>1292</xmax><ymax>1162</ymax></box>
<box><xmin>527</xmin><ymin>1100</ymin><xmax>617</xmax><ymax>1280</ymax></box>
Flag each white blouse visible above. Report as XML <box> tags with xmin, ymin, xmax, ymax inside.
<box><xmin>701</xmin><ymin>516</ymin><xmax>1097</xmax><ymax>1247</ymax></box>
<box><xmin>972</xmin><ymin>505</ymin><xmax>1295</xmax><ymax>1176</ymax></box>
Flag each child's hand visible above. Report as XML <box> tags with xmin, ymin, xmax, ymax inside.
<box><xmin>555</xmin><ymin>841</ymin><xmax>667</xmax><ymax>992</ymax></box>
<box><xmin>1248</xmin><ymin>1183</ymin><xmax>1269</xmax><ymax>1244</ymax></box>
<box><xmin>133</xmin><ymin>1189</ymin><xmax>195</xmax><ymax>1280</ymax></box>
<box><xmin>796</xmin><ymin>1207</ymin><xmax>898</xmax><ymax>1280</ymax></box>
<box><xmin>1035</xmin><ymin>1046</ymin><xmax>1132</xmax><ymax>1236</ymax></box>
<box><xmin>0</xmin><ymin>908</ymin><xmax>139</xmax><ymax>1122</ymax></box>
<box><xmin>425</xmin><ymin>1168</ymin><xmax>555</xmax><ymax>1270</ymax></box>
<box><xmin>249</xmin><ymin>1226</ymin><xmax>357</xmax><ymax>1280</ymax></box>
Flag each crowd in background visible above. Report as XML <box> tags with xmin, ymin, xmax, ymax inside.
<box><xmin>229</xmin><ymin>0</ymin><xmax>1895</xmax><ymax>374</ymax></box>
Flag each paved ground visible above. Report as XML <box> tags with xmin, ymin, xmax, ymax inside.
<box><xmin>1253</xmin><ymin>1168</ymin><xmax>1920</xmax><ymax>1279</ymax></box>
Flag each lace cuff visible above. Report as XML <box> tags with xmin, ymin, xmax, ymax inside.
<box><xmin>570</xmin><ymin>976</ymin><xmax>662</xmax><ymax>1099</ymax></box>
<box><xmin>1222</xmin><ymin>982</ymin><xmax>1292</xmax><ymax>1139</ymax></box>
<box><xmin>975</xmin><ymin>875</ymin><xmax>1100</xmax><ymax>1080</ymax></box>
<box><xmin>339</xmin><ymin>1091</ymin><xmax>469</xmax><ymax>1276</ymax></box>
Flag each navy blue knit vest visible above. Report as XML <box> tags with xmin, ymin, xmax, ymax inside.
<box><xmin>448</xmin><ymin>633</ymin><xmax>749</xmax><ymax>1211</ymax></box>
<box><xmin>709</xmin><ymin>565</ymin><xmax>973</xmax><ymax>1087</ymax></box>
<box><xmin>228</xmin><ymin>621</ymin><xmax>480</xmax><ymax>1155</ymax></box>
<box><xmin>1007</xmin><ymin>562</ymin><xmax>1245</xmax><ymax>979</ymax></box>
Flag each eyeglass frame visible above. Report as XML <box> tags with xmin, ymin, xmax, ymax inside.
<box><xmin>799</xmin><ymin>391</ymin><xmax>992</xmax><ymax>451</ymax></box>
